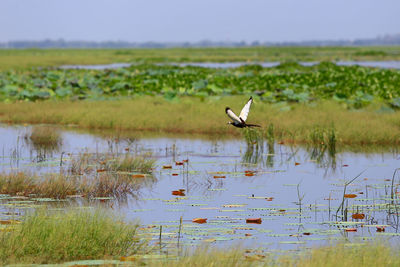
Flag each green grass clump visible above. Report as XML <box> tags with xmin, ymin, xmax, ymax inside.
<box><xmin>0</xmin><ymin>209</ymin><xmax>142</xmax><ymax>264</ymax></box>
<box><xmin>108</xmin><ymin>154</ymin><xmax>156</xmax><ymax>173</ymax></box>
<box><xmin>24</xmin><ymin>125</ymin><xmax>62</xmax><ymax>151</ymax></box>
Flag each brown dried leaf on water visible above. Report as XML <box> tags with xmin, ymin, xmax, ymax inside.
<box><xmin>172</xmin><ymin>190</ymin><xmax>185</xmax><ymax>196</ymax></box>
<box><xmin>345</xmin><ymin>228</ymin><xmax>357</xmax><ymax>232</ymax></box>
<box><xmin>344</xmin><ymin>194</ymin><xmax>357</xmax><ymax>198</ymax></box>
<box><xmin>192</xmin><ymin>218</ymin><xmax>207</xmax><ymax>224</ymax></box>
<box><xmin>96</xmin><ymin>169</ymin><xmax>106</xmax><ymax>173</ymax></box>
<box><xmin>266</xmin><ymin>197</ymin><xmax>274</xmax><ymax>201</ymax></box>
<box><xmin>342</xmin><ymin>164</ymin><xmax>349</xmax><ymax>167</ymax></box>
<box><xmin>352</xmin><ymin>213</ymin><xmax>365</xmax><ymax>220</ymax></box>
<box><xmin>0</xmin><ymin>220</ymin><xmax>20</xmax><ymax>225</ymax></box>
<box><xmin>162</xmin><ymin>165</ymin><xmax>172</xmax><ymax>169</ymax></box>
<box><xmin>246</xmin><ymin>218</ymin><xmax>262</xmax><ymax>224</ymax></box>
<box><xmin>376</xmin><ymin>226</ymin><xmax>386</xmax><ymax>232</ymax></box>
<box><xmin>172</xmin><ymin>173</ymin><xmax>179</xmax><ymax>176</ymax></box>
<box><xmin>120</xmin><ymin>256</ymin><xmax>136</xmax><ymax>262</ymax></box>
<box><xmin>175</xmin><ymin>161</ymin><xmax>184</xmax><ymax>166</ymax></box>
<box><xmin>132</xmin><ymin>174</ymin><xmax>145</xmax><ymax>178</ymax></box>
<box><xmin>213</xmin><ymin>175</ymin><xmax>226</xmax><ymax>179</ymax></box>
<box><xmin>295</xmin><ymin>162</ymin><xmax>300</xmax><ymax>166</ymax></box>
<box><xmin>245</xmin><ymin>172</ymin><xmax>254</xmax><ymax>177</ymax></box>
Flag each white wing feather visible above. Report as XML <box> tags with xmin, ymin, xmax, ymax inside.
<box><xmin>239</xmin><ymin>97</ymin><xmax>253</xmax><ymax>122</ymax></box>
<box><xmin>226</xmin><ymin>109</ymin><xmax>241</xmax><ymax>123</ymax></box>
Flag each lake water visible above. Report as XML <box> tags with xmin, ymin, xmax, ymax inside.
<box><xmin>1</xmin><ymin>125</ymin><xmax>400</xmax><ymax>253</ymax></box>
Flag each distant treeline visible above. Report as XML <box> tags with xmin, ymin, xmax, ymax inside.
<box><xmin>1</xmin><ymin>34</ymin><xmax>400</xmax><ymax>49</ymax></box>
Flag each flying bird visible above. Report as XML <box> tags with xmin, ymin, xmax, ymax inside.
<box><xmin>225</xmin><ymin>97</ymin><xmax>260</xmax><ymax>128</ymax></box>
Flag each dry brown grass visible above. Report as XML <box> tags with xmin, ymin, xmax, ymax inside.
<box><xmin>0</xmin><ymin>170</ymin><xmax>155</xmax><ymax>199</ymax></box>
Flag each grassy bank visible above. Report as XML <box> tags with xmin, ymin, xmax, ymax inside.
<box><xmin>146</xmin><ymin>243</ymin><xmax>400</xmax><ymax>267</ymax></box>
<box><xmin>0</xmin><ymin>208</ymin><xmax>398</xmax><ymax>267</ymax></box>
<box><xmin>1</xmin><ymin>97</ymin><xmax>399</xmax><ymax>146</ymax></box>
<box><xmin>1</xmin><ymin>46</ymin><xmax>400</xmax><ymax>70</ymax></box>
<box><xmin>0</xmin><ymin>208</ymin><xmax>142</xmax><ymax>264</ymax></box>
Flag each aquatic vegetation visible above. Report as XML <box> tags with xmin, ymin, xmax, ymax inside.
<box><xmin>0</xmin><ymin>208</ymin><xmax>142</xmax><ymax>264</ymax></box>
<box><xmin>0</xmin><ymin>170</ymin><xmax>156</xmax><ymax>199</ymax></box>
<box><xmin>107</xmin><ymin>154</ymin><xmax>156</xmax><ymax>173</ymax></box>
<box><xmin>1</xmin><ymin>63</ymin><xmax>400</xmax><ymax>108</ymax></box>
<box><xmin>24</xmin><ymin>125</ymin><xmax>62</xmax><ymax>151</ymax></box>
<box><xmin>0</xmin><ymin>172</ymin><xmax>35</xmax><ymax>195</ymax></box>
<box><xmin>69</xmin><ymin>152</ymin><xmax>155</xmax><ymax>175</ymax></box>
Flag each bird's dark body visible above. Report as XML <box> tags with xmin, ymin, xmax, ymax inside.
<box><xmin>225</xmin><ymin>106</ymin><xmax>260</xmax><ymax>128</ymax></box>
<box><xmin>230</xmin><ymin>121</ymin><xmax>260</xmax><ymax>128</ymax></box>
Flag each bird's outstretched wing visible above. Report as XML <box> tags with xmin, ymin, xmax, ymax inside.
<box><xmin>239</xmin><ymin>97</ymin><xmax>253</xmax><ymax>122</ymax></box>
<box><xmin>225</xmin><ymin>107</ymin><xmax>241</xmax><ymax>123</ymax></box>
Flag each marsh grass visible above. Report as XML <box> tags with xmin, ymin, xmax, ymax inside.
<box><xmin>0</xmin><ymin>170</ymin><xmax>156</xmax><ymax>199</ymax></box>
<box><xmin>308</xmin><ymin>126</ymin><xmax>337</xmax><ymax>162</ymax></box>
<box><xmin>291</xmin><ymin>242</ymin><xmax>400</xmax><ymax>267</ymax></box>
<box><xmin>135</xmin><ymin>242</ymin><xmax>400</xmax><ymax>267</ymax></box>
<box><xmin>2</xmin><ymin>97</ymin><xmax>400</xmax><ymax>146</ymax></box>
<box><xmin>0</xmin><ymin>208</ymin><xmax>142</xmax><ymax>264</ymax></box>
<box><xmin>24</xmin><ymin>125</ymin><xmax>62</xmax><ymax>151</ymax></box>
<box><xmin>107</xmin><ymin>154</ymin><xmax>156</xmax><ymax>173</ymax></box>
<box><xmin>69</xmin><ymin>152</ymin><xmax>155</xmax><ymax>175</ymax></box>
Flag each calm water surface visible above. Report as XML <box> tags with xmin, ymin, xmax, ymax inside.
<box><xmin>1</xmin><ymin>125</ymin><xmax>400</xmax><ymax>252</ymax></box>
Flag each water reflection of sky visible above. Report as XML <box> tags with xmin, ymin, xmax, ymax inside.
<box><xmin>1</xmin><ymin>124</ymin><xmax>400</xmax><ymax>251</ymax></box>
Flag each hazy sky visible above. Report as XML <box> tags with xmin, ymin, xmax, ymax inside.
<box><xmin>1</xmin><ymin>0</ymin><xmax>399</xmax><ymax>42</ymax></box>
